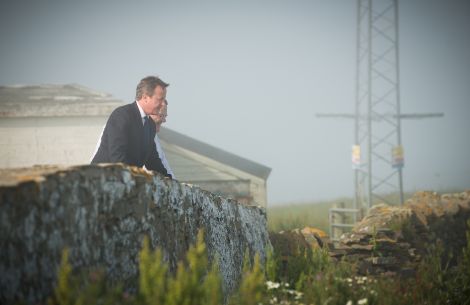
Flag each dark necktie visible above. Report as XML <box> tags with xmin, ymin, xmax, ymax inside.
<box><xmin>143</xmin><ymin>116</ymin><xmax>152</xmax><ymax>157</ymax></box>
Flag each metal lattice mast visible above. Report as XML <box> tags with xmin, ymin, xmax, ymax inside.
<box><xmin>354</xmin><ymin>0</ymin><xmax>403</xmax><ymax>211</ymax></box>
<box><xmin>317</xmin><ymin>0</ymin><xmax>443</xmax><ymax>230</ymax></box>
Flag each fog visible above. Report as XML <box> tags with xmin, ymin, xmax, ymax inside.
<box><xmin>1</xmin><ymin>0</ymin><xmax>469</xmax><ymax>205</ymax></box>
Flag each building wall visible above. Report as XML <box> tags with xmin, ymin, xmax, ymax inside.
<box><xmin>0</xmin><ymin>117</ymin><xmax>268</xmax><ymax>207</ymax></box>
<box><xmin>0</xmin><ymin>116</ymin><xmax>107</xmax><ymax>167</ymax></box>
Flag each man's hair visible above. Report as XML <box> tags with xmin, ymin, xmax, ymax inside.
<box><xmin>135</xmin><ymin>76</ymin><xmax>169</xmax><ymax>100</ymax></box>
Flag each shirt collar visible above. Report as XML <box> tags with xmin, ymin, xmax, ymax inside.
<box><xmin>136</xmin><ymin>101</ymin><xmax>146</xmax><ymax>119</ymax></box>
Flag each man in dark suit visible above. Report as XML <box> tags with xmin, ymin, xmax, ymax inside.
<box><xmin>91</xmin><ymin>76</ymin><xmax>170</xmax><ymax>177</ymax></box>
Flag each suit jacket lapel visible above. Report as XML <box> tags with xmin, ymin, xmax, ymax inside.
<box><xmin>131</xmin><ymin>102</ymin><xmax>147</xmax><ymax>161</ymax></box>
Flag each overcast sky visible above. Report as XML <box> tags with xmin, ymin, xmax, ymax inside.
<box><xmin>1</xmin><ymin>0</ymin><xmax>469</xmax><ymax>205</ymax></box>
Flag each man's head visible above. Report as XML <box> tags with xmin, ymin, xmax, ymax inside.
<box><xmin>150</xmin><ymin>99</ymin><xmax>168</xmax><ymax>133</ymax></box>
<box><xmin>136</xmin><ymin>76</ymin><xmax>169</xmax><ymax>115</ymax></box>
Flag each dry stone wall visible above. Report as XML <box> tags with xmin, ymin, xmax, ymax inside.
<box><xmin>333</xmin><ymin>190</ymin><xmax>470</xmax><ymax>276</ymax></box>
<box><xmin>0</xmin><ymin>164</ymin><xmax>269</xmax><ymax>304</ymax></box>
<box><xmin>268</xmin><ymin>191</ymin><xmax>470</xmax><ymax>279</ymax></box>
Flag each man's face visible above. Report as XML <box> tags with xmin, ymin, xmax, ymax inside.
<box><xmin>150</xmin><ymin>103</ymin><xmax>168</xmax><ymax>133</ymax></box>
<box><xmin>142</xmin><ymin>85</ymin><xmax>166</xmax><ymax>115</ymax></box>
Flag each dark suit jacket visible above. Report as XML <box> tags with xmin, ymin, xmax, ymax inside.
<box><xmin>91</xmin><ymin>102</ymin><xmax>170</xmax><ymax>177</ymax></box>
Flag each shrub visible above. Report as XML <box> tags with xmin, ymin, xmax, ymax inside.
<box><xmin>48</xmin><ymin>230</ymin><xmax>264</xmax><ymax>305</ymax></box>
<box><xmin>229</xmin><ymin>252</ymin><xmax>265</xmax><ymax>305</ymax></box>
<box><xmin>47</xmin><ymin>223</ymin><xmax>470</xmax><ymax>305</ymax></box>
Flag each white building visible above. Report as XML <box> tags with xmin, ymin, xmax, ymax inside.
<box><xmin>0</xmin><ymin>84</ymin><xmax>271</xmax><ymax>207</ymax></box>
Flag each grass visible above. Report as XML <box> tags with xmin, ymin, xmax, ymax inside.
<box><xmin>266</xmin><ymin>190</ymin><xmax>452</xmax><ymax>233</ymax></box>
<box><xmin>267</xmin><ymin>200</ymin><xmax>335</xmax><ymax>233</ymax></box>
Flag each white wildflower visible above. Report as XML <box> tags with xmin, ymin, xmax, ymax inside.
<box><xmin>266</xmin><ymin>281</ymin><xmax>281</xmax><ymax>290</ymax></box>
<box><xmin>286</xmin><ymin>289</ymin><xmax>302</xmax><ymax>297</ymax></box>
<box><xmin>346</xmin><ymin>301</ymin><xmax>353</xmax><ymax>305</ymax></box>
<box><xmin>358</xmin><ymin>298</ymin><xmax>368</xmax><ymax>305</ymax></box>
<box><xmin>356</xmin><ymin>277</ymin><xmax>365</xmax><ymax>285</ymax></box>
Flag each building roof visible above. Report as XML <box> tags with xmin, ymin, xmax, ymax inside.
<box><xmin>0</xmin><ymin>83</ymin><xmax>271</xmax><ymax>180</ymax></box>
<box><xmin>159</xmin><ymin>127</ymin><xmax>272</xmax><ymax>180</ymax></box>
<box><xmin>0</xmin><ymin>84</ymin><xmax>124</xmax><ymax>118</ymax></box>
